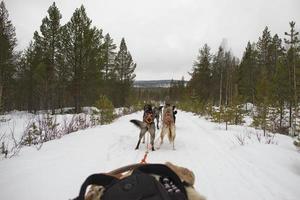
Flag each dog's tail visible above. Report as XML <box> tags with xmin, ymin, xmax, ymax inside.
<box><xmin>130</xmin><ymin>119</ymin><xmax>147</xmax><ymax>129</ymax></box>
<box><xmin>167</xmin><ymin>126</ymin><xmax>175</xmax><ymax>142</ymax></box>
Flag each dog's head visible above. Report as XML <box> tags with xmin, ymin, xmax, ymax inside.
<box><xmin>153</xmin><ymin>106</ymin><xmax>163</xmax><ymax>116</ymax></box>
<box><xmin>144</xmin><ymin>104</ymin><xmax>153</xmax><ymax>113</ymax></box>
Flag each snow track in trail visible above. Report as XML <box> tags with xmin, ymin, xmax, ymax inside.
<box><xmin>0</xmin><ymin>111</ymin><xmax>300</xmax><ymax>200</ymax></box>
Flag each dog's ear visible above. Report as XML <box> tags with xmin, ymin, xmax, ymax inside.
<box><xmin>144</xmin><ymin>104</ymin><xmax>150</xmax><ymax>111</ymax></box>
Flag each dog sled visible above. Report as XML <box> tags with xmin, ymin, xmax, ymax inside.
<box><xmin>73</xmin><ymin>162</ymin><xmax>206</xmax><ymax>200</ymax></box>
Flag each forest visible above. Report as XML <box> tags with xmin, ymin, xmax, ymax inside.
<box><xmin>1</xmin><ymin>1</ymin><xmax>299</xmax><ymax>136</ymax></box>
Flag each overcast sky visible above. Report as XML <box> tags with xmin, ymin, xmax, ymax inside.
<box><xmin>5</xmin><ymin>0</ymin><xmax>300</xmax><ymax>80</ymax></box>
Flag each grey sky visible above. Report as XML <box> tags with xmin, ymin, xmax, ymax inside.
<box><xmin>5</xmin><ymin>0</ymin><xmax>300</xmax><ymax>80</ymax></box>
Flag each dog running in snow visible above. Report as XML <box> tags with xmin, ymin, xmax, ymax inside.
<box><xmin>153</xmin><ymin>105</ymin><xmax>163</xmax><ymax>129</ymax></box>
<box><xmin>158</xmin><ymin>105</ymin><xmax>176</xmax><ymax>150</ymax></box>
<box><xmin>130</xmin><ymin>104</ymin><xmax>156</xmax><ymax>151</ymax></box>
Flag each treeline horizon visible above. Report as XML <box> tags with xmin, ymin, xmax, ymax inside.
<box><xmin>0</xmin><ymin>1</ymin><xmax>136</xmax><ymax>114</ymax></box>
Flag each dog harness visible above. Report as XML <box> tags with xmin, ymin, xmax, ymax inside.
<box><xmin>144</xmin><ymin>112</ymin><xmax>154</xmax><ymax>124</ymax></box>
<box><xmin>164</xmin><ymin>111</ymin><xmax>173</xmax><ymax>126</ymax></box>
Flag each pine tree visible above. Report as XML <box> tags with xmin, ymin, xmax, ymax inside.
<box><xmin>38</xmin><ymin>2</ymin><xmax>62</xmax><ymax>113</ymax></box>
<box><xmin>17</xmin><ymin>40</ymin><xmax>43</xmax><ymax>112</ymax></box>
<box><xmin>284</xmin><ymin>21</ymin><xmax>300</xmax><ymax>135</ymax></box>
<box><xmin>212</xmin><ymin>46</ymin><xmax>225</xmax><ymax>106</ymax></box>
<box><xmin>0</xmin><ymin>1</ymin><xmax>17</xmax><ymax>112</ymax></box>
<box><xmin>189</xmin><ymin>44</ymin><xmax>212</xmax><ymax>103</ymax></box>
<box><xmin>61</xmin><ymin>5</ymin><xmax>96</xmax><ymax>113</ymax></box>
<box><xmin>269</xmin><ymin>34</ymin><xmax>289</xmax><ymax>133</ymax></box>
<box><xmin>271</xmin><ymin>57</ymin><xmax>289</xmax><ymax>133</ymax></box>
<box><xmin>257</xmin><ymin>27</ymin><xmax>273</xmax><ymax>76</ymax></box>
<box><xmin>253</xmin><ymin>68</ymin><xmax>271</xmax><ymax>135</ymax></box>
<box><xmin>102</xmin><ymin>33</ymin><xmax>116</xmax><ymax>81</ymax></box>
<box><xmin>114</xmin><ymin>38</ymin><xmax>136</xmax><ymax>106</ymax></box>
<box><xmin>238</xmin><ymin>42</ymin><xmax>258</xmax><ymax>105</ymax></box>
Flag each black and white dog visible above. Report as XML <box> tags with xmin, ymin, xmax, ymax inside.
<box><xmin>153</xmin><ymin>106</ymin><xmax>163</xmax><ymax>129</ymax></box>
<box><xmin>130</xmin><ymin>104</ymin><xmax>156</xmax><ymax>151</ymax></box>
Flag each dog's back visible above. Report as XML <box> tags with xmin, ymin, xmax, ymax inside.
<box><xmin>161</xmin><ymin>106</ymin><xmax>176</xmax><ymax>146</ymax></box>
<box><xmin>162</xmin><ymin>106</ymin><xmax>174</xmax><ymax>126</ymax></box>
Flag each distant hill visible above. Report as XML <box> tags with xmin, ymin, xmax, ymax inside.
<box><xmin>133</xmin><ymin>80</ymin><xmax>187</xmax><ymax>88</ymax></box>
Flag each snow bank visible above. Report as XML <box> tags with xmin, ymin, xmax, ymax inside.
<box><xmin>0</xmin><ymin>111</ymin><xmax>299</xmax><ymax>200</ymax></box>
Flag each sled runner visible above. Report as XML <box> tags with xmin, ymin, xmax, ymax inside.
<box><xmin>73</xmin><ymin>162</ymin><xmax>206</xmax><ymax>200</ymax></box>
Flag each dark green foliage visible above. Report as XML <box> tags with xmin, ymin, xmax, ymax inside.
<box><xmin>22</xmin><ymin>122</ymin><xmax>41</xmax><ymax>146</ymax></box>
<box><xmin>112</xmin><ymin>38</ymin><xmax>136</xmax><ymax>106</ymax></box>
<box><xmin>238</xmin><ymin>42</ymin><xmax>258</xmax><ymax>104</ymax></box>
<box><xmin>189</xmin><ymin>44</ymin><xmax>212</xmax><ymax>102</ymax></box>
<box><xmin>0</xmin><ymin>1</ymin><xmax>17</xmax><ymax>112</ymax></box>
<box><xmin>3</xmin><ymin>3</ymin><xmax>137</xmax><ymax>113</ymax></box>
<box><xmin>284</xmin><ymin>21</ymin><xmax>300</xmax><ymax>135</ymax></box>
<box><xmin>95</xmin><ymin>95</ymin><xmax>115</xmax><ymax>124</ymax></box>
<box><xmin>39</xmin><ymin>2</ymin><xmax>62</xmax><ymax>114</ymax></box>
<box><xmin>178</xmin><ymin>22</ymin><xmax>299</xmax><ymax>135</ymax></box>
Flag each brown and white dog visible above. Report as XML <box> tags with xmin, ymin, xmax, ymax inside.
<box><xmin>159</xmin><ymin>105</ymin><xmax>176</xmax><ymax>150</ymax></box>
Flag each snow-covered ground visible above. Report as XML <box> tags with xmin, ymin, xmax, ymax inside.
<box><xmin>0</xmin><ymin>111</ymin><xmax>300</xmax><ymax>200</ymax></box>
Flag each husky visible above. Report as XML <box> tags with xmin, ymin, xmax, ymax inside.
<box><xmin>153</xmin><ymin>105</ymin><xmax>163</xmax><ymax>129</ymax></box>
<box><xmin>159</xmin><ymin>105</ymin><xmax>176</xmax><ymax>150</ymax></box>
<box><xmin>130</xmin><ymin>104</ymin><xmax>155</xmax><ymax>151</ymax></box>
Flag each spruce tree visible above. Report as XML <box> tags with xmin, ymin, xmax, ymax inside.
<box><xmin>102</xmin><ymin>33</ymin><xmax>116</xmax><ymax>81</ymax></box>
<box><xmin>269</xmin><ymin>34</ymin><xmax>288</xmax><ymax>133</ymax></box>
<box><xmin>17</xmin><ymin>40</ymin><xmax>42</xmax><ymax>112</ymax></box>
<box><xmin>257</xmin><ymin>27</ymin><xmax>273</xmax><ymax>76</ymax></box>
<box><xmin>238</xmin><ymin>42</ymin><xmax>258</xmax><ymax>105</ymax></box>
<box><xmin>253</xmin><ymin>68</ymin><xmax>271</xmax><ymax>135</ymax></box>
<box><xmin>212</xmin><ymin>46</ymin><xmax>225</xmax><ymax>106</ymax></box>
<box><xmin>114</xmin><ymin>38</ymin><xmax>136</xmax><ymax>106</ymax></box>
<box><xmin>284</xmin><ymin>21</ymin><xmax>300</xmax><ymax>135</ymax></box>
<box><xmin>189</xmin><ymin>44</ymin><xmax>212</xmax><ymax>103</ymax></box>
<box><xmin>0</xmin><ymin>1</ymin><xmax>17</xmax><ymax>112</ymax></box>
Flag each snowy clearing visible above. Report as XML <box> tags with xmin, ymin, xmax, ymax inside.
<box><xmin>0</xmin><ymin>111</ymin><xmax>300</xmax><ymax>200</ymax></box>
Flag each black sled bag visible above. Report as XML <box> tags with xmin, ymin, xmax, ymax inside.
<box><xmin>74</xmin><ymin>164</ymin><xmax>188</xmax><ymax>200</ymax></box>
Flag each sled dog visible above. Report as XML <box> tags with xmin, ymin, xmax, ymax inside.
<box><xmin>130</xmin><ymin>104</ymin><xmax>155</xmax><ymax>151</ymax></box>
<box><xmin>159</xmin><ymin>105</ymin><xmax>176</xmax><ymax>150</ymax></box>
<box><xmin>153</xmin><ymin>105</ymin><xmax>163</xmax><ymax>129</ymax></box>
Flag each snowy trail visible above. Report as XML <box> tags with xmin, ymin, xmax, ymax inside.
<box><xmin>0</xmin><ymin>111</ymin><xmax>300</xmax><ymax>200</ymax></box>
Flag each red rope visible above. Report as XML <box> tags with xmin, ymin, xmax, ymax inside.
<box><xmin>140</xmin><ymin>151</ymin><xmax>149</xmax><ymax>164</ymax></box>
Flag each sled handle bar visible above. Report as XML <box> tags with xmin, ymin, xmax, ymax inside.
<box><xmin>107</xmin><ymin>163</ymin><xmax>145</xmax><ymax>176</ymax></box>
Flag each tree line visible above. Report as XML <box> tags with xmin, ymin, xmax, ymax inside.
<box><xmin>175</xmin><ymin>23</ymin><xmax>300</xmax><ymax>135</ymax></box>
<box><xmin>0</xmin><ymin>1</ymin><xmax>136</xmax><ymax>114</ymax></box>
